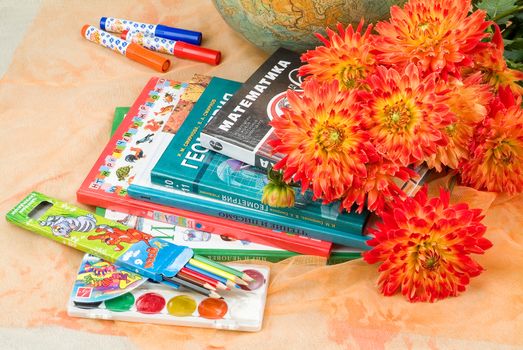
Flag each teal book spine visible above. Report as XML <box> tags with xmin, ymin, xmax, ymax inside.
<box><xmin>151</xmin><ymin>78</ymin><xmax>368</xmax><ymax>234</ymax></box>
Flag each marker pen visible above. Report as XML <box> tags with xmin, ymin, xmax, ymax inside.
<box><xmin>81</xmin><ymin>25</ymin><xmax>170</xmax><ymax>72</ymax></box>
<box><xmin>121</xmin><ymin>30</ymin><xmax>221</xmax><ymax>65</ymax></box>
<box><xmin>100</xmin><ymin>17</ymin><xmax>202</xmax><ymax>46</ymax></box>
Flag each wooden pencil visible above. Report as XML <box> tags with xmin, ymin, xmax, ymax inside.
<box><xmin>164</xmin><ymin>275</ymin><xmax>222</xmax><ymax>299</ymax></box>
<box><xmin>189</xmin><ymin>258</ymin><xmax>248</xmax><ymax>286</ymax></box>
<box><xmin>193</xmin><ymin>254</ymin><xmax>254</xmax><ymax>282</ymax></box>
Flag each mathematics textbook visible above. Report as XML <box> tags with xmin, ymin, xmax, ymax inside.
<box><xmin>200</xmin><ymin>47</ymin><xmax>303</xmax><ymax>170</ymax></box>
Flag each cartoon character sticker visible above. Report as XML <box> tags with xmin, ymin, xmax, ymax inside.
<box><xmin>115</xmin><ymin>165</ymin><xmax>132</xmax><ymax>181</ymax></box>
<box><xmin>125</xmin><ymin>147</ymin><xmax>145</xmax><ymax>163</ymax></box>
<box><xmin>39</xmin><ymin>214</ymin><xmax>108</xmax><ymax>238</ymax></box>
<box><xmin>88</xmin><ymin>227</ymin><xmax>153</xmax><ymax>251</ymax></box>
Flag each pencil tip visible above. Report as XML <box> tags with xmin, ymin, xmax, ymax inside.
<box><xmin>242</xmin><ymin>274</ymin><xmax>255</xmax><ymax>282</ymax></box>
<box><xmin>236</xmin><ymin>278</ymin><xmax>249</xmax><ymax>286</ymax></box>
<box><xmin>210</xmin><ymin>291</ymin><xmax>222</xmax><ymax>299</ymax></box>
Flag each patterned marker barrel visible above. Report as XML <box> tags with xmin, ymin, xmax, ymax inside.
<box><xmin>100</xmin><ymin>17</ymin><xmax>202</xmax><ymax>45</ymax></box>
<box><xmin>122</xmin><ymin>30</ymin><xmax>221</xmax><ymax>65</ymax></box>
<box><xmin>81</xmin><ymin>25</ymin><xmax>171</xmax><ymax>72</ymax></box>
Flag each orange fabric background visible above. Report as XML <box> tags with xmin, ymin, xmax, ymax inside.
<box><xmin>0</xmin><ymin>1</ymin><xmax>522</xmax><ymax>348</ymax></box>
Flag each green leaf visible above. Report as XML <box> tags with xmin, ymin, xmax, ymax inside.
<box><xmin>476</xmin><ymin>0</ymin><xmax>518</xmax><ymax>23</ymax></box>
<box><xmin>506</xmin><ymin>59</ymin><xmax>523</xmax><ymax>71</ymax></box>
<box><xmin>504</xmin><ymin>49</ymin><xmax>523</xmax><ymax>62</ymax></box>
<box><xmin>506</xmin><ymin>38</ymin><xmax>523</xmax><ymax>50</ymax></box>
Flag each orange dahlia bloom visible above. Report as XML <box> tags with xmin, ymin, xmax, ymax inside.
<box><xmin>426</xmin><ymin>73</ymin><xmax>492</xmax><ymax>171</ymax></box>
<box><xmin>270</xmin><ymin>79</ymin><xmax>375</xmax><ymax>203</ymax></box>
<box><xmin>342</xmin><ymin>159</ymin><xmax>418</xmax><ymax>214</ymax></box>
<box><xmin>375</xmin><ymin>0</ymin><xmax>490</xmax><ymax>75</ymax></box>
<box><xmin>361</xmin><ymin>64</ymin><xmax>454</xmax><ymax>167</ymax></box>
<box><xmin>299</xmin><ymin>21</ymin><xmax>375</xmax><ymax>90</ymax></box>
<box><xmin>468</xmin><ymin>24</ymin><xmax>523</xmax><ymax>96</ymax></box>
<box><xmin>363</xmin><ymin>187</ymin><xmax>492</xmax><ymax>302</ymax></box>
<box><xmin>460</xmin><ymin>88</ymin><xmax>523</xmax><ymax>194</ymax></box>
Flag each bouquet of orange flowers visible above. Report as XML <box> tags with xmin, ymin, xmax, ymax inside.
<box><xmin>263</xmin><ymin>0</ymin><xmax>523</xmax><ymax>302</ymax></box>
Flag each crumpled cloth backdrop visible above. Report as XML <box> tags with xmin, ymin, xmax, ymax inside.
<box><xmin>0</xmin><ymin>1</ymin><xmax>522</xmax><ymax>349</ymax></box>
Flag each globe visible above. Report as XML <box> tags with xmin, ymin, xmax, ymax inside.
<box><xmin>213</xmin><ymin>0</ymin><xmax>406</xmax><ymax>53</ymax></box>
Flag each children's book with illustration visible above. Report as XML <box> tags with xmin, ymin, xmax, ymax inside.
<box><xmin>200</xmin><ymin>48</ymin><xmax>302</xmax><ymax>170</ymax></box>
<box><xmin>76</xmin><ymin>76</ymin><xmax>332</xmax><ymax>256</ymax></box>
<box><xmin>152</xmin><ymin>75</ymin><xmax>369</xmax><ymax>236</ymax></box>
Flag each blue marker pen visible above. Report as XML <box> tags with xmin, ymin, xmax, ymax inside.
<box><xmin>100</xmin><ymin>17</ymin><xmax>202</xmax><ymax>46</ymax></box>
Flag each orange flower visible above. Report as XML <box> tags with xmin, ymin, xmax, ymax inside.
<box><xmin>299</xmin><ymin>21</ymin><xmax>375</xmax><ymax>90</ymax></box>
<box><xmin>270</xmin><ymin>79</ymin><xmax>375</xmax><ymax>203</ymax></box>
<box><xmin>375</xmin><ymin>0</ymin><xmax>490</xmax><ymax>75</ymax></box>
<box><xmin>363</xmin><ymin>187</ymin><xmax>492</xmax><ymax>302</ymax></box>
<box><xmin>426</xmin><ymin>73</ymin><xmax>492</xmax><ymax>171</ymax></box>
<box><xmin>342</xmin><ymin>159</ymin><xmax>418</xmax><ymax>214</ymax></box>
<box><xmin>460</xmin><ymin>88</ymin><xmax>523</xmax><ymax>194</ymax></box>
<box><xmin>360</xmin><ymin>64</ymin><xmax>454</xmax><ymax>167</ymax></box>
<box><xmin>468</xmin><ymin>24</ymin><xmax>523</xmax><ymax>96</ymax></box>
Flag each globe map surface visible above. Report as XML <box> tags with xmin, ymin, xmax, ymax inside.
<box><xmin>213</xmin><ymin>0</ymin><xmax>405</xmax><ymax>53</ymax></box>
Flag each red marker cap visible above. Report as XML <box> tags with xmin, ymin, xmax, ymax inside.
<box><xmin>173</xmin><ymin>41</ymin><xmax>221</xmax><ymax>66</ymax></box>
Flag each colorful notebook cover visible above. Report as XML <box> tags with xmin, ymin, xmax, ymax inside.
<box><xmin>151</xmin><ymin>76</ymin><xmax>368</xmax><ymax>235</ymax></box>
<box><xmin>200</xmin><ymin>47</ymin><xmax>300</xmax><ymax>170</ymax></box>
<box><xmin>77</xmin><ymin>76</ymin><xmax>332</xmax><ymax>257</ymax></box>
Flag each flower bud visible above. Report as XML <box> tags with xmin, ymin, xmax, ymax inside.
<box><xmin>262</xmin><ymin>181</ymin><xmax>295</xmax><ymax>208</ymax></box>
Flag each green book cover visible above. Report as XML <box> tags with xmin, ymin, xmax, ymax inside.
<box><xmin>151</xmin><ymin>78</ymin><xmax>368</xmax><ymax>234</ymax></box>
<box><xmin>111</xmin><ymin>107</ymin><xmax>130</xmax><ymax>134</ymax></box>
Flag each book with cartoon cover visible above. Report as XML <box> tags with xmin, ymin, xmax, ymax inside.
<box><xmin>77</xmin><ymin>76</ymin><xmax>332</xmax><ymax>256</ymax></box>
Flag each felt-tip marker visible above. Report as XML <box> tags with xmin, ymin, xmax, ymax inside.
<box><xmin>121</xmin><ymin>30</ymin><xmax>221</xmax><ymax>65</ymax></box>
<box><xmin>81</xmin><ymin>25</ymin><xmax>170</xmax><ymax>72</ymax></box>
<box><xmin>100</xmin><ymin>17</ymin><xmax>202</xmax><ymax>46</ymax></box>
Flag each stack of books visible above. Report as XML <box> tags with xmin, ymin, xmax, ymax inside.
<box><xmin>77</xmin><ymin>48</ymin><xmax>426</xmax><ymax>264</ymax></box>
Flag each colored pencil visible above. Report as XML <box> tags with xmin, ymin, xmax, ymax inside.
<box><xmin>189</xmin><ymin>258</ymin><xmax>248</xmax><ymax>286</ymax></box>
<box><xmin>193</xmin><ymin>254</ymin><xmax>255</xmax><ymax>282</ymax></box>
<box><xmin>165</xmin><ymin>275</ymin><xmax>221</xmax><ymax>299</ymax></box>
<box><xmin>180</xmin><ymin>267</ymin><xmax>227</xmax><ymax>290</ymax></box>
<box><xmin>177</xmin><ymin>271</ymin><xmax>217</xmax><ymax>291</ymax></box>
<box><xmin>185</xmin><ymin>263</ymin><xmax>241</xmax><ymax>289</ymax></box>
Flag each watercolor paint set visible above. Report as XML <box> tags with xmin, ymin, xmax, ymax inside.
<box><xmin>68</xmin><ymin>254</ymin><xmax>269</xmax><ymax>332</ymax></box>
